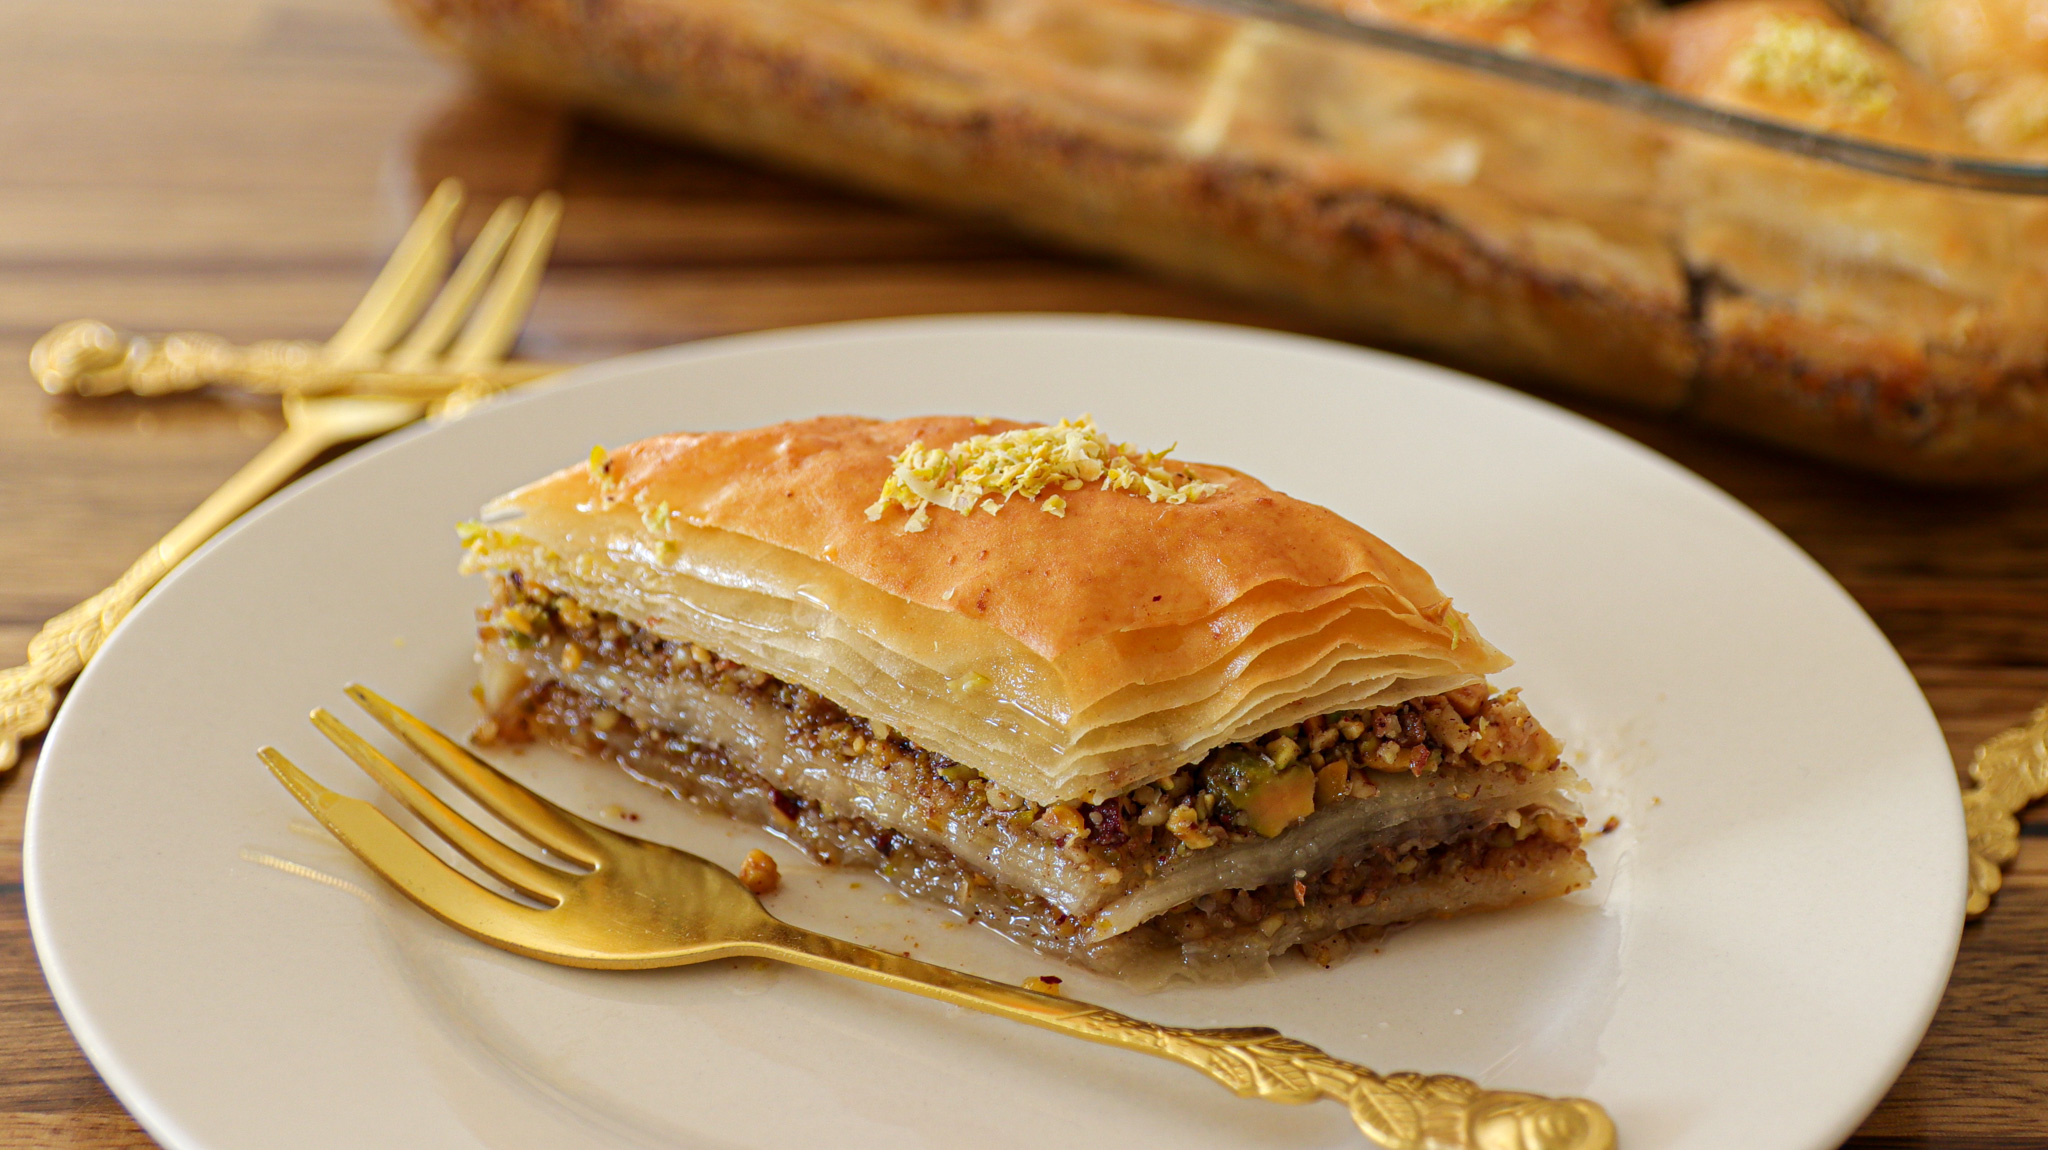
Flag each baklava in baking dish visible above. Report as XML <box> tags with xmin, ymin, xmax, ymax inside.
<box><xmin>461</xmin><ymin>416</ymin><xmax>1591</xmax><ymax>981</ymax></box>
<box><xmin>394</xmin><ymin>0</ymin><xmax>2048</xmax><ymax>482</ymax></box>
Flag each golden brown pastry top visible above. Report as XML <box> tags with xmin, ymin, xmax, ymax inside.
<box><xmin>471</xmin><ymin>416</ymin><xmax>1507</xmax><ymax>802</ymax></box>
<box><xmin>1844</xmin><ymin>0</ymin><xmax>2048</xmax><ymax>155</ymax></box>
<box><xmin>1324</xmin><ymin>0</ymin><xmax>1643</xmax><ymax>77</ymax></box>
<box><xmin>1848</xmin><ymin>0</ymin><xmax>2048</xmax><ymax>95</ymax></box>
<box><xmin>549</xmin><ymin>415</ymin><xmax>1475</xmax><ymax>663</ymax></box>
<box><xmin>1637</xmin><ymin>0</ymin><xmax>1970</xmax><ymax>145</ymax></box>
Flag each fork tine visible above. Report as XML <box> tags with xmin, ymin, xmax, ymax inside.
<box><xmin>309</xmin><ymin>709</ymin><xmax>573</xmax><ymax>905</ymax></box>
<box><xmin>259</xmin><ymin>747</ymin><xmax>562</xmax><ymax>951</ymax></box>
<box><xmin>262</xmin><ymin>748</ymin><xmax>685</xmax><ymax>969</ymax></box>
<box><xmin>343</xmin><ymin>684</ymin><xmax>602</xmax><ymax>865</ymax></box>
<box><xmin>382</xmin><ymin>196</ymin><xmax>527</xmax><ymax>374</ymax></box>
<box><xmin>442</xmin><ymin>190</ymin><xmax>562</xmax><ymax>372</ymax></box>
<box><xmin>324</xmin><ymin>178</ymin><xmax>465</xmax><ymax>366</ymax></box>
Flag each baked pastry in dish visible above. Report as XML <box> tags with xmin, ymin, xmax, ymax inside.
<box><xmin>1840</xmin><ymin>0</ymin><xmax>2048</xmax><ymax>155</ymax></box>
<box><xmin>395</xmin><ymin>0</ymin><xmax>2048</xmax><ymax>482</ymax></box>
<box><xmin>1303</xmin><ymin>0</ymin><xmax>1642</xmax><ymax>77</ymax></box>
<box><xmin>1637</xmin><ymin>0</ymin><xmax>1967</xmax><ymax>143</ymax></box>
<box><xmin>1633</xmin><ymin>0</ymin><xmax>2048</xmax><ymax>462</ymax></box>
<box><xmin>461</xmin><ymin>416</ymin><xmax>1592</xmax><ymax>982</ymax></box>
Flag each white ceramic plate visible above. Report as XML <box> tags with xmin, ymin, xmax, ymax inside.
<box><xmin>27</xmin><ymin>315</ymin><xmax>1962</xmax><ymax>1150</ymax></box>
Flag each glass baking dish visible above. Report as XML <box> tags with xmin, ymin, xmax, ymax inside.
<box><xmin>390</xmin><ymin>0</ymin><xmax>2048</xmax><ymax>482</ymax></box>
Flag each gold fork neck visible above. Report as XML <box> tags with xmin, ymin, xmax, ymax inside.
<box><xmin>741</xmin><ymin>919</ymin><xmax>1613</xmax><ymax>1150</ymax></box>
<box><xmin>745</xmin><ymin>918</ymin><xmax>1074</xmax><ymax>1019</ymax></box>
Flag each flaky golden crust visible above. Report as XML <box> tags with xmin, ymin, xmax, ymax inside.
<box><xmin>1637</xmin><ymin>0</ymin><xmax>1969</xmax><ymax>146</ymax></box>
<box><xmin>516</xmin><ymin>416</ymin><xmax>1480</xmax><ymax>666</ymax></box>
<box><xmin>1690</xmin><ymin>297</ymin><xmax>2048</xmax><ymax>480</ymax></box>
<box><xmin>1309</xmin><ymin>0</ymin><xmax>1644</xmax><ymax>78</ymax></box>
<box><xmin>1630</xmin><ymin>0</ymin><xmax>2048</xmax><ymax>480</ymax></box>
<box><xmin>468</xmin><ymin>417</ymin><xmax>1510</xmax><ymax>802</ymax></box>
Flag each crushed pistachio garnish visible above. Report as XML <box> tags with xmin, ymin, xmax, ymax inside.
<box><xmin>456</xmin><ymin>520</ymin><xmax>526</xmax><ymax>554</ymax></box>
<box><xmin>866</xmin><ymin>415</ymin><xmax>1223</xmax><ymax>532</ymax></box>
<box><xmin>1422</xmin><ymin>599</ymin><xmax>1469</xmax><ymax>650</ymax></box>
<box><xmin>586</xmin><ymin>443</ymin><xmax>625</xmax><ymax>506</ymax></box>
<box><xmin>636</xmin><ymin>492</ymin><xmax>672</xmax><ymax>536</ymax></box>
<box><xmin>1731</xmin><ymin>15</ymin><xmax>1896</xmax><ymax>122</ymax></box>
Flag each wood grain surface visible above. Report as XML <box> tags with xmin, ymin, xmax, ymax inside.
<box><xmin>3</xmin><ymin>0</ymin><xmax>2047</xmax><ymax>1146</ymax></box>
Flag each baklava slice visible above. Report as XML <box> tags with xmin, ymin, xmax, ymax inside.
<box><xmin>461</xmin><ymin>416</ymin><xmax>1592</xmax><ymax>983</ymax></box>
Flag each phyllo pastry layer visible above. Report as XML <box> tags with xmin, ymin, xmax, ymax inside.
<box><xmin>462</xmin><ymin>416</ymin><xmax>1592</xmax><ymax>981</ymax></box>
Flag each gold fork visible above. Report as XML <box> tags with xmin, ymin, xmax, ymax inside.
<box><xmin>260</xmin><ymin>685</ymin><xmax>1615</xmax><ymax>1150</ymax></box>
<box><xmin>28</xmin><ymin>180</ymin><xmax>560</xmax><ymax>401</ymax></box>
<box><xmin>0</xmin><ymin>182</ymin><xmax>563</xmax><ymax>771</ymax></box>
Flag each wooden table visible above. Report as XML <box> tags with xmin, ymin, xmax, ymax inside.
<box><xmin>4</xmin><ymin>1</ymin><xmax>2047</xmax><ymax>1145</ymax></box>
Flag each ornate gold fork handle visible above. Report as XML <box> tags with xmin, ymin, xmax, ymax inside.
<box><xmin>0</xmin><ymin>397</ymin><xmax>422</xmax><ymax>771</ymax></box>
<box><xmin>1963</xmin><ymin>699</ymin><xmax>2048</xmax><ymax>915</ymax></box>
<box><xmin>29</xmin><ymin>318</ymin><xmax>554</xmax><ymax>399</ymax></box>
<box><xmin>749</xmin><ymin>922</ymin><xmax>1613</xmax><ymax>1150</ymax></box>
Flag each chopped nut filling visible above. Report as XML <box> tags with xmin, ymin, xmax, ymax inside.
<box><xmin>481</xmin><ymin>574</ymin><xmax>1569</xmax><ymax>872</ymax></box>
<box><xmin>738</xmin><ymin>849</ymin><xmax>780</xmax><ymax>896</ymax></box>
<box><xmin>475</xmin><ymin>574</ymin><xmax>1590</xmax><ymax>979</ymax></box>
<box><xmin>1150</xmin><ymin>807</ymin><xmax>1578</xmax><ymax>945</ymax></box>
<box><xmin>484</xmin><ymin>679</ymin><xmax>1583</xmax><ymax>978</ymax></box>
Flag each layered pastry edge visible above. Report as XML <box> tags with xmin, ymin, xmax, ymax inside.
<box><xmin>458</xmin><ymin>416</ymin><xmax>1594</xmax><ymax>983</ymax></box>
<box><xmin>466</xmin><ymin>570</ymin><xmax>1593</xmax><ymax>983</ymax></box>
